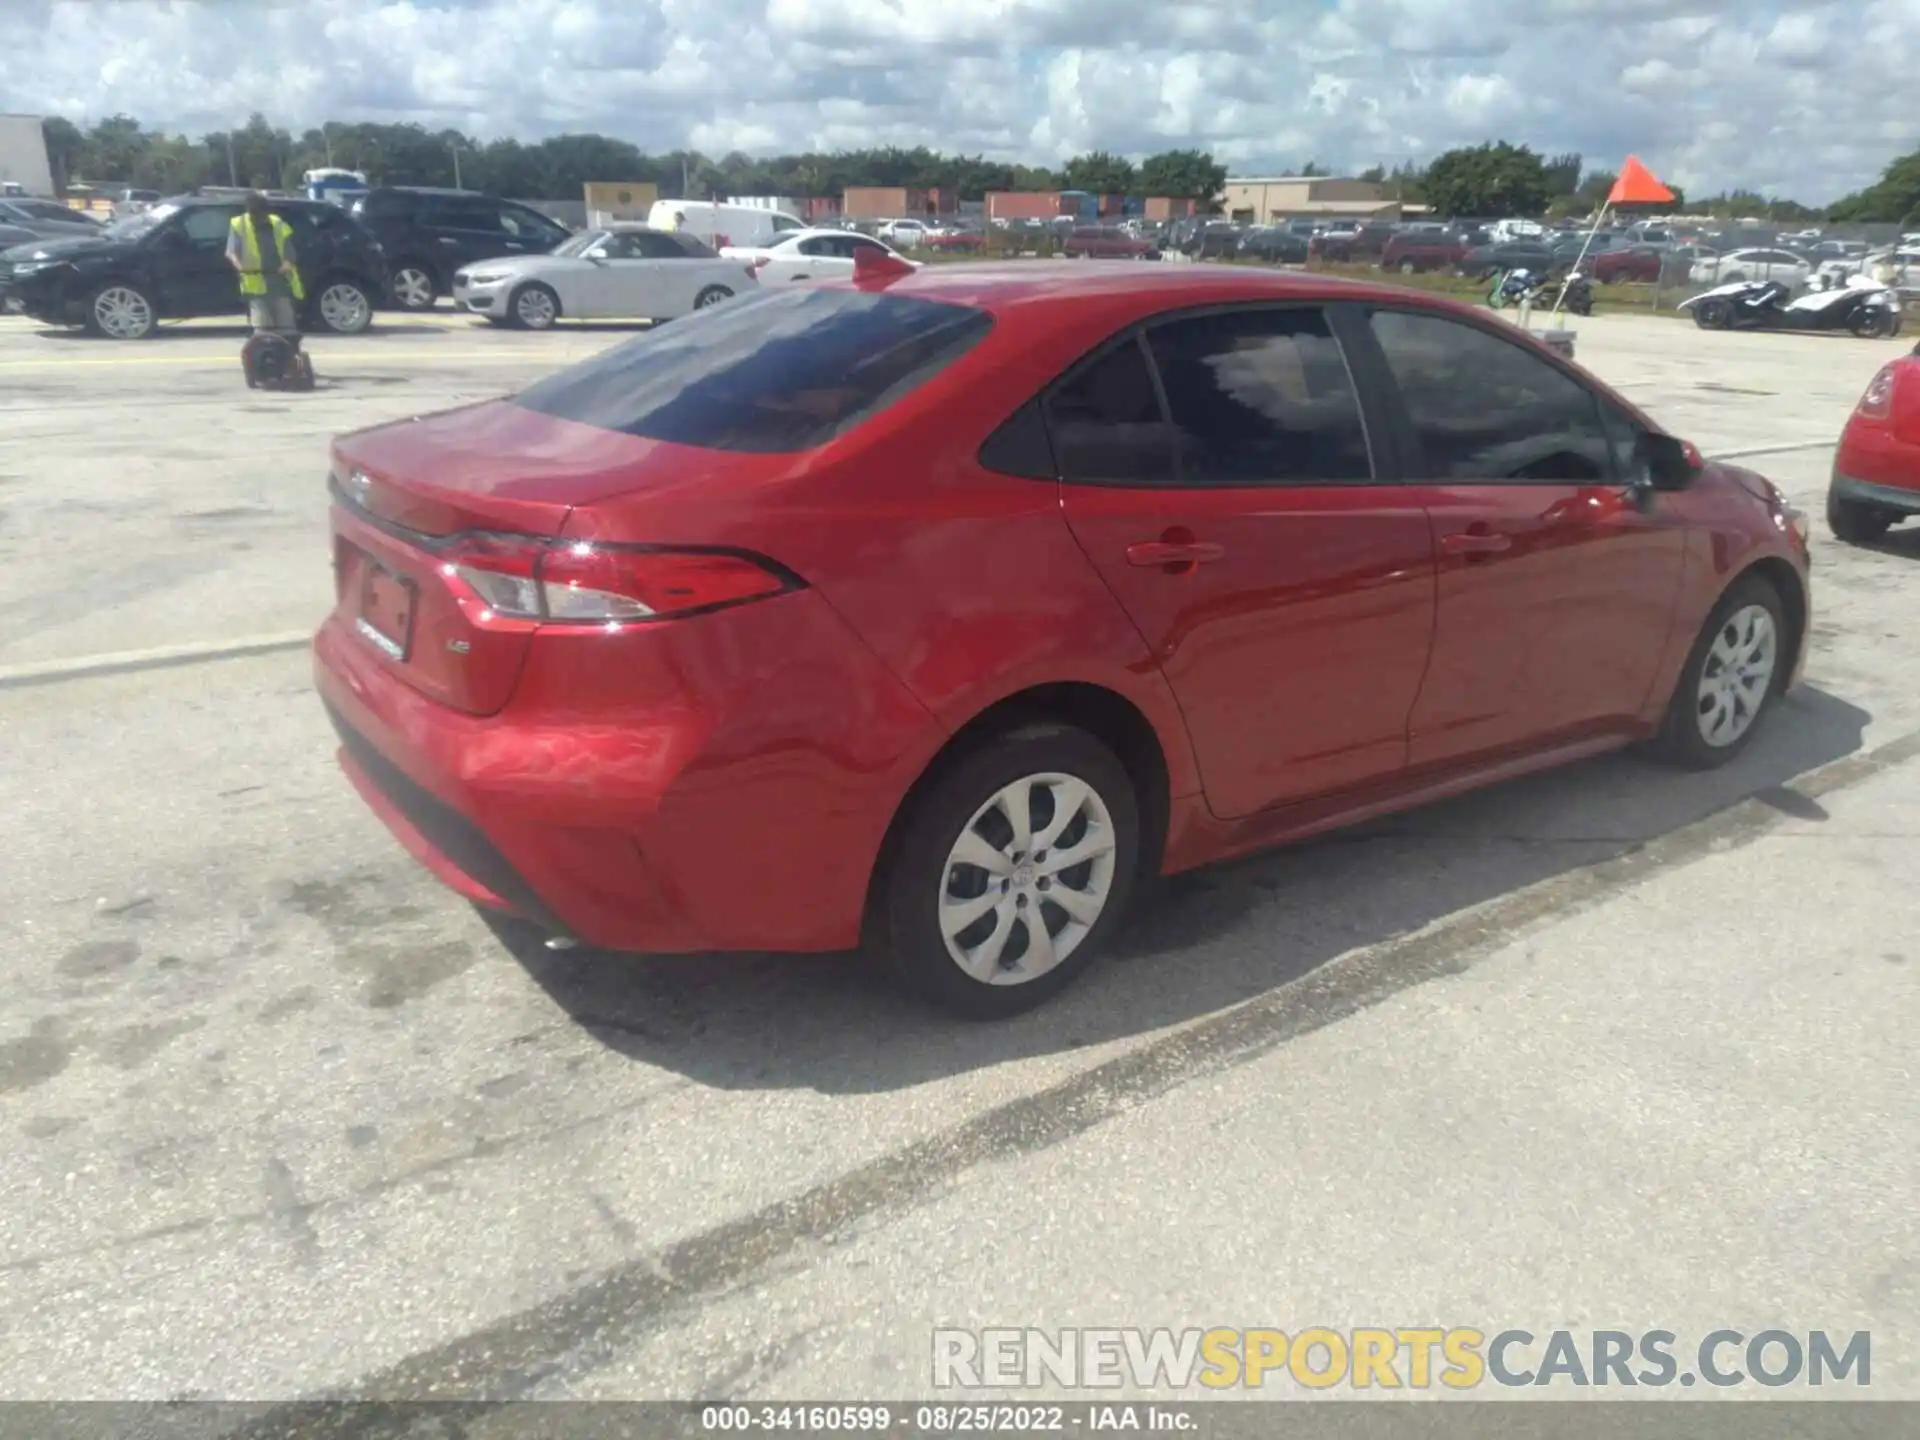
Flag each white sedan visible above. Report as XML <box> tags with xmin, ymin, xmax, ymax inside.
<box><xmin>450</xmin><ymin>224</ymin><xmax>758</xmax><ymax>329</ymax></box>
<box><xmin>1688</xmin><ymin>247</ymin><xmax>1812</xmax><ymax>288</ymax></box>
<box><xmin>721</xmin><ymin>228</ymin><xmax>922</xmax><ymax>286</ymax></box>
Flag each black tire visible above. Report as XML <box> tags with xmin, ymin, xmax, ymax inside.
<box><xmin>82</xmin><ymin>281</ymin><xmax>157</xmax><ymax>340</ymax></box>
<box><xmin>387</xmin><ymin>263</ymin><xmax>437</xmax><ymax>312</ymax></box>
<box><xmin>1695</xmin><ymin>298</ymin><xmax>1732</xmax><ymax>330</ymax></box>
<box><xmin>1827</xmin><ymin>487</ymin><xmax>1895</xmax><ymax>544</ymax></box>
<box><xmin>1849</xmin><ymin>306</ymin><xmax>1896</xmax><ymax>339</ymax></box>
<box><xmin>310</xmin><ymin>276</ymin><xmax>374</xmax><ymax>335</ymax></box>
<box><xmin>1646</xmin><ymin>573</ymin><xmax>1788</xmax><ymax>770</ymax></box>
<box><xmin>874</xmin><ymin>723</ymin><xmax>1142</xmax><ymax>1020</ymax></box>
<box><xmin>693</xmin><ymin>284</ymin><xmax>734</xmax><ymax>310</ymax></box>
<box><xmin>507</xmin><ymin>282</ymin><xmax>560</xmax><ymax>330</ymax></box>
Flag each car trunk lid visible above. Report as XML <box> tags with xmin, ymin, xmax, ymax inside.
<box><xmin>326</xmin><ymin>400</ymin><xmax>777</xmax><ymax>716</ymax></box>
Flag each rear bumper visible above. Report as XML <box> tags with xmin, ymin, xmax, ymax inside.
<box><xmin>1832</xmin><ymin>418</ymin><xmax>1920</xmax><ymax>512</ymax></box>
<box><xmin>311</xmin><ymin>582</ymin><xmax>944</xmax><ymax>954</ymax></box>
<box><xmin>1832</xmin><ymin>473</ymin><xmax>1920</xmax><ymax>515</ymax></box>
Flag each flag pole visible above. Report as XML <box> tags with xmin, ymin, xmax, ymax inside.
<box><xmin>1552</xmin><ymin>200</ymin><xmax>1609</xmax><ymax>326</ymax></box>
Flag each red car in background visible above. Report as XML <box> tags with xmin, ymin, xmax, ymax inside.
<box><xmin>314</xmin><ymin>256</ymin><xmax>1810</xmax><ymax>1018</ymax></box>
<box><xmin>1829</xmin><ymin>342</ymin><xmax>1920</xmax><ymax>542</ymax></box>
<box><xmin>1379</xmin><ymin>232</ymin><xmax>1470</xmax><ymax>274</ymax></box>
<box><xmin>923</xmin><ymin>229</ymin><xmax>986</xmax><ymax>254</ymax></box>
<box><xmin>1590</xmin><ymin>246</ymin><xmax>1667</xmax><ymax>284</ymax></box>
<box><xmin>1061</xmin><ymin>225</ymin><xmax>1161</xmax><ymax>260</ymax></box>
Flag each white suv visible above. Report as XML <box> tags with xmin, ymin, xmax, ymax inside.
<box><xmin>878</xmin><ymin>218</ymin><xmax>931</xmax><ymax>248</ymax></box>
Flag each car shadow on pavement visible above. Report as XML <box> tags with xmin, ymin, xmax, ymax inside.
<box><xmin>494</xmin><ymin>682</ymin><xmax>1870</xmax><ymax>1094</ymax></box>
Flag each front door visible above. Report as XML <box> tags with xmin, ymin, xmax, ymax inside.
<box><xmin>1053</xmin><ymin>305</ymin><xmax>1437</xmax><ymax>820</ymax></box>
<box><xmin>1357</xmin><ymin>306</ymin><xmax>1687</xmax><ymax>767</ymax></box>
<box><xmin>152</xmin><ymin>204</ymin><xmax>244</xmax><ymax>317</ymax></box>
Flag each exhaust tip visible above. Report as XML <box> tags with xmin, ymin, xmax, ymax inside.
<box><xmin>544</xmin><ymin>935</ymin><xmax>579</xmax><ymax>951</ymax></box>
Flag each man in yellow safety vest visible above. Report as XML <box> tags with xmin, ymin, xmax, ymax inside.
<box><xmin>226</xmin><ymin>193</ymin><xmax>305</xmax><ymax>335</ymax></box>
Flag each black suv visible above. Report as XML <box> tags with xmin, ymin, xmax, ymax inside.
<box><xmin>0</xmin><ymin>195</ymin><xmax>387</xmax><ymax>339</ymax></box>
<box><xmin>347</xmin><ymin>188</ymin><xmax>573</xmax><ymax>310</ymax></box>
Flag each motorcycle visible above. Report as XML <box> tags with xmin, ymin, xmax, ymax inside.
<box><xmin>1487</xmin><ymin>266</ymin><xmax>1592</xmax><ymax>316</ymax></box>
<box><xmin>1679</xmin><ymin>272</ymin><xmax>1902</xmax><ymax>338</ymax></box>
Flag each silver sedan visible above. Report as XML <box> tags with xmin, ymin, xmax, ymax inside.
<box><xmin>452</xmin><ymin>224</ymin><xmax>758</xmax><ymax>329</ymax></box>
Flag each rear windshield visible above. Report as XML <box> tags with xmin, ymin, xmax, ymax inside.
<box><xmin>511</xmin><ymin>288</ymin><xmax>993</xmax><ymax>453</ymax></box>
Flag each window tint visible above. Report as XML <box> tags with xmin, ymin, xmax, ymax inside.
<box><xmin>798</xmin><ymin>237</ymin><xmax>833</xmax><ymax>257</ymax></box>
<box><xmin>513</xmin><ymin>288</ymin><xmax>992</xmax><ymax>454</ymax></box>
<box><xmin>180</xmin><ymin>206</ymin><xmax>238</xmax><ymax>246</ymax></box>
<box><xmin>1043</xmin><ymin>337</ymin><xmax>1178</xmax><ymax>485</ymax></box>
<box><xmin>1368</xmin><ymin>309</ymin><xmax>1613</xmax><ymax>482</ymax></box>
<box><xmin>628</xmin><ymin>232</ymin><xmax>687</xmax><ymax>259</ymax></box>
<box><xmin>979</xmin><ymin>398</ymin><xmax>1056</xmax><ymax>480</ymax></box>
<box><xmin>425</xmin><ymin>198</ymin><xmax>506</xmax><ymax>233</ymax></box>
<box><xmin>772</xmin><ymin>215</ymin><xmax>803</xmax><ymax>232</ymax></box>
<box><xmin>671</xmin><ymin>233</ymin><xmax>718</xmax><ymax>258</ymax></box>
<box><xmin>501</xmin><ymin>204</ymin><xmax>564</xmax><ymax>243</ymax></box>
<box><xmin>1145</xmin><ymin>307</ymin><xmax>1372</xmax><ymax>484</ymax></box>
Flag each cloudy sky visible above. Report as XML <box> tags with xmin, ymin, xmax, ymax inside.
<box><xmin>1</xmin><ymin>0</ymin><xmax>1915</xmax><ymax>202</ymax></box>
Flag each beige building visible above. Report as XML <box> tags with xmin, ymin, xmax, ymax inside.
<box><xmin>582</xmin><ymin>181</ymin><xmax>661</xmax><ymax>227</ymax></box>
<box><xmin>1217</xmin><ymin>177</ymin><xmax>1399</xmax><ymax>224</ymax></box>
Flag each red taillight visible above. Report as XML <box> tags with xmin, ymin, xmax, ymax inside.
<box><xmin>1858</xmin><ymin>364</ymin><xmax>1897</xmax><ymax>420</ymax></box>
<box><xmin>440</xmin><ymin>536</ymin><xmax>792</xmax><ymax>624</ymax></box>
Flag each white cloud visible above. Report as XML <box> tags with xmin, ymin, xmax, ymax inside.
<box><xmin>1</xmin><ymin>0</ymin><xmax>1916</xmax><ymax>201</ymax></box>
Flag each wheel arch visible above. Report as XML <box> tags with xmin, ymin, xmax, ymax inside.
<box><xmin>509</xmin><ymin>278</ymin><xmax>563</xmax><ymax>323</ymax></box>
<box><xmin>1735</xmin><ymin>555</ymin><xmax>1808</xmax><ymax>692</ymax></box>
<box><xmin>861</xmin><ymin>680</ymin><xmax>1175</xmax><ymax>939</ymax></box>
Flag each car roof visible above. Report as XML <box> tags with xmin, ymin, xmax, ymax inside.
<box><xmin>852</xmin><ymin>261</ymin><xmax>1384</xmax><ymax>316</ymax></box>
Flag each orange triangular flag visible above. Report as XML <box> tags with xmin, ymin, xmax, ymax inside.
<box><xmin>1608</xmin><ymin>155</ymin><xmax>1674</xmax><ymax>206</ymax></box>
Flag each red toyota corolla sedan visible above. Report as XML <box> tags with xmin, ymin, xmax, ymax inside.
<box><xmin>313</xmin><ymin>255</ymin><xmax>1812</xmax><ymax>1017</ymax></box>
<box><xmin>1828</xmin><ymin>342</ymin><xmax>1920</xmax><ymax>542</ymax></box>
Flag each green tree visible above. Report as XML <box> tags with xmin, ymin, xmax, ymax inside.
<box><xmin>1827</xmin><ymin>145</ymin><xmax>1920</xmax><ymax>225</ymax></box>
<box><xmin>1419</xmin><ymin>142</ymin><xmax>1553</xmax><ymax>218</ymax></box>
<box><xmin>1138</xmin><ymin>149</ymin><xmax>1226</xmax><ymax>200</ymax></box>
<box><xmin>42</xmin><ymin>116</ymin><xmax>85</xmax><ymax>191</ymax></box>
<box><xmin>1543</xmin><ymin>151</ymin><xmax>1582</xmax><ymax>198</ymax></box>
<box><xmin>1061</xmin><ymin>150</ymin><xmax>1137</xmax><ymax>194</ymax></box>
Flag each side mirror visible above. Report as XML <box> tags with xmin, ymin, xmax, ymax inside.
<box><xmin>583</xmin><ymin>249</ymin><xmax>608</xmax><ymax>263</ymax></box>
<box><xmin>1640</xmin><ymin>432</ymin><xmax>1702</xmax><ymax>491</ymax></box>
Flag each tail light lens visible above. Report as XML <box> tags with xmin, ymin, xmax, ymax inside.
<box><xmin>1857</xmin><ymin>364</ymin><xmax>1897</xmax><ymax>420</ymax></box>
<box><xmin>441</xmin><ymin>536</ymin><xmax>794</xmax><ymax>624</ymax></box>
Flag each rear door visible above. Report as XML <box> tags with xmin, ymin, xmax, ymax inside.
<box><xmin>1354</xmin><ymin>305</ymin><xmax>1687</xmax><ymax>767</ymax></box>
<box><xmin>1052</xmin><ymin>303</ymin><xmax>1437</xmax><ymax>819</ymax></box>
<box><xmin>419</xmin><ymin>196</ymin><xmax>517</xmax><ymax>272</ymax></box>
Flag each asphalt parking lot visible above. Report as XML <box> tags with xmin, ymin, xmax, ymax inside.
<box><xmin>2</xmin><ymin>303</ymin><xmax>1917</xmax><ymax>1405</ymax></box>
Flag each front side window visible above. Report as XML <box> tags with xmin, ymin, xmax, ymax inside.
<box><xmin>1367</xmin><ymin>309</ymin><xmax>1613</xmax><ymax>483</ymax></box>
<box><xmin>425</xmin><ymin>198</ymin><xmax>506</xmax><ymax>233</ymax></box>
<box><xmin>513</xmin><ymin>288</ymin><xmax>992</xmax><ymax>454</ymax></box>
<box><xmin>1144</xmin><ymin>307</ymin><xmax>1373</xmax><ymax>484</ymax></box>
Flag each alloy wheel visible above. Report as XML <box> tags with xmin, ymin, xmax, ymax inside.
<box><xmin>938</xmin><ymin>772</ymin><xmax>1117</xmax><ymax>986</ymax></box>
<box><xmin>391</xmin><ymin>267</ymin><xmax>434</xmax><ymax>310</ymax></box>
<box><xmin>318</xmin><ymin>283</ymin><xmax>370</xmax><ymax>333</ymax></box>
<box><xmin>515</xmin><ymin>286</ymin><xmax>557</xmax><ymax>328</ymax></box>
<box><xmin>1696</xmin><ymin>604</ymin><xmax>1778</xmax><ymax>748</ymax></box>
<box><xmin>94</xmin><ymin>286</ymin><xmax>152</xmax><ymax>339</ymax></box>
<box><xmin>695</xmin><ymin>285</ymin><xmax>732</xmax><ymax>308</ymax></box>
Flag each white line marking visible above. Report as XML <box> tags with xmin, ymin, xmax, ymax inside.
<box><xmin>1710</xmin><ymin>441</ymin><xmax>1837</xmax><ymax>461</ymax></box>
<box><xmin>0</xmin><ymin>631</ymin><xmax>312</xmax><ymax>688</ymax></box>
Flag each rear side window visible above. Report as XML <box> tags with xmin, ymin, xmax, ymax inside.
<box><xmin>512</xmin><ymin>288</ymin><xmax>992</xmax><ymax>454</ymax></box>
<box><xmin>1145</xmin><ymin>307</ymin><xmax>1373</xmax><ymax>484</ymax></box>
<box><xmin>1042</xmin><ymin>337</ymin><xmax>1178</xmax><ymax>485</ymax></box>
<box><xmin>1367</xmin><ymin>308</ymin><xmax>1613</xmax><ymax>482</ymax></box>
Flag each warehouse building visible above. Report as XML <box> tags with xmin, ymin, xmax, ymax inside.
<box><xmin>1218</xmin><ymin>176</ymin><xmax>1399</xmax><ymax>224</ymax></box>
<box><xmin>0</xmin><ymin>113</ymin><xmax>55</xmax><ymax>196</ymax></box>
<box><xmin>841</xmin><ymin>185</ymin><xmax>956</xmax><ymax>219</ymax></box>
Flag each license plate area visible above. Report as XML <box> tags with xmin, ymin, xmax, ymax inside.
<box><xmin>355</xmin><ymin>558</ymin><xmax>417</xmax><ymax>662</ymax></box>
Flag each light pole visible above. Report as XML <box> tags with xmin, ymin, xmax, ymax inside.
<box><xmin>450</xmin><ymin>142</ymin><xmax>465</xmax><ymax>190</ymax></box>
